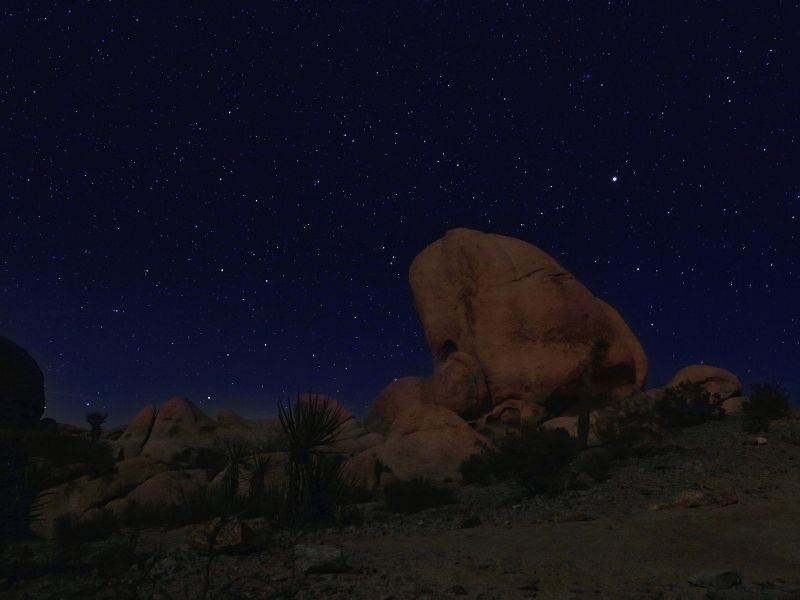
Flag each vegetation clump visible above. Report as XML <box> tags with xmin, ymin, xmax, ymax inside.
<box><xmin>655</xmin><ymin>381</ymin><xmax>724</xmax><ymax>428</ymax></box>
<box><xmin>382</xmin><ymin>478</ymin><xmax>457</xmax><ymax>513</ymax></box>
<box><xmin>459</xmin><ymin>425</ymin><xmax>606</xmax><ymax>495</ymax></box>
<box><xmin>742</xmin><ymin>383</ymin><xmax>791</xmax><ymax>433</ymax></box>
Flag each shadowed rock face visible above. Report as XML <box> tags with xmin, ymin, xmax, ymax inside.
<box><xmin>0</xmin><ymin>336</ymin><xmax>46</xmax><ymax>426</ymax></box>
<box><xmin>409</xmin><ymin>228</ymin><xmax>648</xmax><ymax>408</ymax></box>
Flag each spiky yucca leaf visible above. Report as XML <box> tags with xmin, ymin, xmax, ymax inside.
<box><xmin>277</xmin><ymin>393</ymin><xmax>347</xmax><ymax>457</ymax></box>
<box><xmin>217</xmin><ymin>439</ymin><xmax>253</xmax><ymax>498</ymax></box>
<box><xmin>247</xmin><ymin>454</ymin><xmax>272</xmax><ymax>500</ymax></box>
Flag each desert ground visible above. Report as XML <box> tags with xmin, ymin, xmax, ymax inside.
<box><xmin>4</xmin><ymin>413</ymin><xmax>800</xmax><ymax>600</ymax></box>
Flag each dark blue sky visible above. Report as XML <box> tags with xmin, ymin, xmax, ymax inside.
<box><xmin>2</xmin><ymin>3</ymin><xmax>798</xmax><ymax>426</ymax></box>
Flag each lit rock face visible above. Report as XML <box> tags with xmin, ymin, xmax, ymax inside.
<box><xmin>114</xmin><ymin>397</ymin><xmax>224</xmax><ymax>461</ymax></box>
<box><xmin>667</xmin><ymin>365</ymin><xmax>742</xmax><ymax>401</ymax></box>
<box><xmin>0</xmin><ymin>336</ymin><xmax>46</xmax><ymax>426</ymax></box>
<box><xmin>409</xmin><ymin>228</ymin><xmax>648</xmax><ymax>409</ymax></box>
<box><xmin>346</xmin><ymin>404</ymin><xmax>489</xmax><ymax>487</ymax></box>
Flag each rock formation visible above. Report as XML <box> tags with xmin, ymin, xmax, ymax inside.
<box><xmin>409</xmin><ymin>228</ymin><xmax>647</xmax><ymax>406</ymax></box>
<box><xmin>365</xmin><ymin>228</ymin><xmax>649</xmax><ymax>450</ymax></box>
<box><xmin>0</xmin><ymin>336</ymin><xmax>46</xmax><ymax>426</ymax></box>
<box><xmin>667</xmin><ymin>365</ymin><xmax>741</xmax><ymax>401</ymax></box>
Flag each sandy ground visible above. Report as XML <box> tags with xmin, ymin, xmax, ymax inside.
<box><xmin>310</xmin><ymin>495</ymin><xmax>800</xmax><ymax>599</ymax></box>
<box><xmin>5</xmin><ymin>415</ymin><xmax>800</xmax><ymax>599</ymax></box>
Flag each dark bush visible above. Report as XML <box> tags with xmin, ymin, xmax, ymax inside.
<box><xmin>742</xmin><ymin>383</ymin><xmax>791</xmax><ymax>433</ymax></box>
<box><xmin>594</xmin><ymin>395</ymin><xmax>663</xmax><ymax>458</ymax></box>
<box><xmin>656</xmin><ymin>381</ymin><xmax>723</xmax><ymax>428</ymax></box>
<box><xmin>491</xmin><ymin>425</ymin><xmax>578</xmax><ymax>494</ymax></box>
<box><xmin>565</xmin><ymin>448</ymin><xmax>612</xmax><ymax>489</ymax></box>
<box><xmin>458</xmin><ymin>450</ymin><xmax>494</xmax><ymax>486</ymax></box>
<box><xmin>337</xmin><ymin>481</ymin><xmax>375</xmax><ymax>505</ymax></box>
<box><xmin>383</xmin><ymin>478</ymin><xmax>457</xmax><ymax>514</ymax></box>
<box><xmin>85</xmin><ymin>412</ymin><xmax>108</xmax><ymax>442</ymax></box>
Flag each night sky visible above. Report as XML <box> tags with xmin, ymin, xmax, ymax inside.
<box><xmin>2</xmin><ymin>3</ymin><xmax>798</xmax><ymax>427</ymax></box>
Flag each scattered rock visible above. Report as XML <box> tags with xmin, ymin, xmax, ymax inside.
<box><xmin>716</xmin><ymin>492</ymin><xmax>739</xmax><ymax>507</ymax></box>
<box><xmin>550</xmin><ymin>510</ymin><xmax>590</xmax><ymax>523</ymax></box>
<box><xmin>688</xmin><ymin>569</ymin><xmax>742</xmax><ymax>590</ymax></box>
<box><xmin>460</xmin><ymin>515</ymin><xmax>482</xmax><ymax>528</ymax></box>
<box><xmin>184</xmin><ymin>517</ymin><xmax>259</xmax><ymax>554</ymax></box>
<box><xmin>672</xmin><ymin>490</ymin><xmax>713</xmax><ymax>508</ymax></box>
<box><xmin>292</xmin><ymin>544</ymin><xmax>350</xmax><ymax>575</ymax></box>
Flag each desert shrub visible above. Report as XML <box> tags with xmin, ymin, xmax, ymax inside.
<box><xmin>491</xmin><ymin>425</ymin><xmax>578</xmax><ymax>494</ymax></box>
<box><xmin>594</xmin><ymin>395</ymin><xmax>663</xmax><ymax>458</ymax></box>
<box><xmin>21</xmin><ymin>428</ymin><xmax>117</xmax><ymax>480</ymax></box>
<box><xmin>276</xmin><ymin>393</ymin><xmax>348</xmax><ymax>526</ymax></box>
<box><xmin>383</xmin><ymin>478</ymin><xmax>457</xmax><ymax>514</ymax></box>
<box><xmin>564</xmin><ymin>448</ymin><xmax>612</xmax><ymax>489</ymax></box>
<box><xmin>656</xmin><ymin>381</ymin><xmax>723</xmax><ymax>428</ymax></box>
<box><xmin>246</xmin><ymin>454</ymin><xmax>273</xmax><ymax>500</ymax></box>
<box><xmin>86</xmin><ymin>412</ymin><xmax>108</xmax><ymax>442</ymax></box>
<box><xmin>458</xmin><ymin>451</ymin><xmax>495</xmax><ymax>486</ymax></box>
<box><xmin>742</xmin><ymin>383</ymin><xmax>791</xmax><ymax>433</ymax></box>
<box><xmin>1</xmin><ymin>425</ymin><xmax>117</xmax><ymax>542</ymax></box>
<box><xmin>337</xmin><ymin>481</ymin><xmax>375</xmax><ymax>505</ymax></box>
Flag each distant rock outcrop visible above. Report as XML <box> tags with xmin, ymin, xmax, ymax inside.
<box><xmin>115</xmin><ymin>397</ymin><xmax>218</xmax><ymax>461</ymax></box>
<box><xmin>0</xmin><ymin>336</ymin><xmax>46</xmax><ymax>426</ymax></box>
<box><xmin>667</xmin><ymin>365</ymin><xmax>742</xmax><ymax>401</ymax></box>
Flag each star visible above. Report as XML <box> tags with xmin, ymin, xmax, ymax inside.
<box><xmin>611</xmin><ymin>175</ymin><xmax>619</xmax><ymax>183</ymax></box>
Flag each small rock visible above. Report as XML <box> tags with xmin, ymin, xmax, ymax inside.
<box><xmin>673</xmin><ymin>490</ymin><xmax>712</xmax><ymax>508</ymax></box>
<box><xmin>460</xmin><ymin>515</ymin><xmax>481</xmax><ymax>528</ymax></box>
<box><xmin>184</xmin><ymin>517</ymin><xmax>256</xmax><ymax>553</ymax></box>
<box><xmin>716</xmin><ymin>492</ymin><xmax>739</xmax><ymax>507</ymax></box>
<box><xmin>518</xmin><ymin>577</ymin><xmax>540</xmax><ymax>591</ymax></box>
<box><xmin>451</xmin><ymin>584</ymin><xmax>468</xmax><ymax>595</ymax></box>
<box><xmin>688</xmin><ymin>569</ymin><xmax>742</xmax><ymax>590</ymax></box>
<box><xmin>292</xmin><ymin>544</ymin><xmax>350</xmax><ymax>575</ymax></box>
<box><xmin>550</xmin><ymin>511</ymin><xmax>589</xmax><ymax>523</ymax></box>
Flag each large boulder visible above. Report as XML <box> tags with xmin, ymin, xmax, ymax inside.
<box><xmin>372</xmin><ymin>404</ymin><xmax>490</xmax><ymax>483</ymax></box>
<box><xmin>409</xmin><ymin>228</ymin><xmax>648</xmax><ymax>410</ymax></box>
<box><xmin>667</xmin><ymin>365</ymin><xmax>741</xmax><ymax>401</ymax></box>
<box><xmin>137</xmin><ymin>397</ymin><xmax>219</xmax><ymax>461</ymax></box>
<box><xmin>105</xmin><ymin>469</ymin><xmax>208</xmax><ymax>515</ymax></box>
<box><xmin>117</xmin><ymin>405</ymin><xmax>157</xmax><ymax>459</ymax></box>
<box><xmin>0</xmin><ymin>336</ymin><xmax>46</xmax><ymax>426</ymax></box>
<box><xmin>31</xmin><ymin>456</ymin><xmax>170</xmax><ymax>538</ymax></box>
<box><xmin>366</xmin><ymin>377</ymin><xmax>427</xmax><ymax>434</ymax></box>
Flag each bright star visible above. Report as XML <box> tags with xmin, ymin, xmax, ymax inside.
<box><xmin>611</xmin><ymin>175</ymin><xmax>619</xmax><ymax>183</ymax></box>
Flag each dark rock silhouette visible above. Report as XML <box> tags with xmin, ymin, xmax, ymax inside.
<box><xmin>0</xmin><ymin>335</ymin><xmax>46</xmax><ymax>426</ymax></box>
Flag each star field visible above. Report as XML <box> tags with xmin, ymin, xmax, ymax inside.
<box><xmin>2</xmin><ymin>3</ymin><xmax>798</xmax><ymax>425</ymax></box>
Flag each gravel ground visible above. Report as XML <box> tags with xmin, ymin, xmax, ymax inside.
<box><xmin>4</xmin><ymin>414</ymin><xmax>800</xmax><ymax>599</ymax></box>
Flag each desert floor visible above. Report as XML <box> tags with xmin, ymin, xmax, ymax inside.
<box><xmin>5</xmin><ymin>415</ymin><xmax>800</xmax><ymax>599</ymax></box>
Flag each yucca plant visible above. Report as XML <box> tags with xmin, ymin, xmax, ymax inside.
<box><xmin>86</xmin><ymin>412</ymin><xmax>108</xmax><ymax>442</ymax></box>
<box><xmin>277</xmin><ymin>393</ymin><xmax>348</xmax><ymax>525</ymax></box>
<box><xmin>246</xmin><ymin>454</ymin><xmax>272</xmax><ymax>500</ymax></box>
<box><xmin>217</xmin><ymin>439</ymin><xmax>253</xmax><ymax>498</ymax></box>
